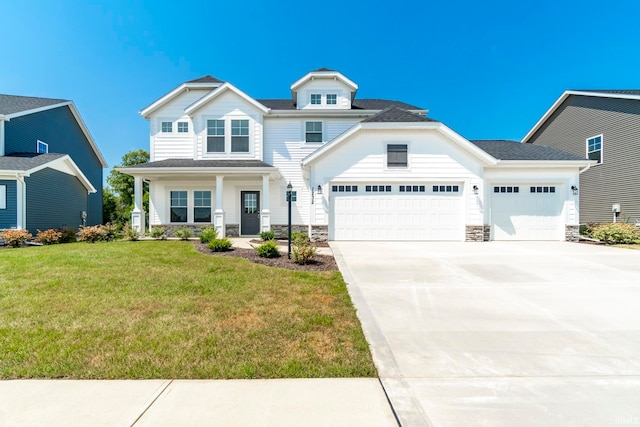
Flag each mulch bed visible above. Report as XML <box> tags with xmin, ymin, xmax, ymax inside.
<box><xmin>249</xmin><ymin>239</ymin><xmax>330</xmax><ymax>248</ymax></box>
<box><xmin>193</xmin><ymin>242</ymin><xmax>338</xmax><ymax>271</ymax></box>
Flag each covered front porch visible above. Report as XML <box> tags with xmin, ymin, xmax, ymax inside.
<box><xmin>118</xmin><ymin>159</ymin><xmax>281</xmax><ymax>237</ymax></box>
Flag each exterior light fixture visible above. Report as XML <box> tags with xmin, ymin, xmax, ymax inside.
<box><xmin>472</xmin><ymin>185</ymin><xmax>479</xmax><ymax>195</ymax></box>
<box><xmin>571</xmin><ymin>185</ymin><xmax>578</xmax><ymax>195</ymax></box>
<box><xmin>317</xmin><ymin>185</ymin><xmax>322</xmax><ymax>195</ymax></box>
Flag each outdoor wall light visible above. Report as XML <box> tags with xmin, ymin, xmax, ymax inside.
<box><xmin>472</xmin><ymin>185</ymin><xmax>479</xmax><ymax>195</ymax></box>
<box><xmin>571</xmin><ymin>185</ymin><xmax>579</xmax><ymax>195</ymax></box>
<box><xmin>317</xmin><ymin>185</ymin><xmax>322</xmax><ymax>195</ymax></box>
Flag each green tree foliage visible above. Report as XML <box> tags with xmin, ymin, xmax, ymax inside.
<box><xmin>103</xmin><ymin>149</ymin><xmax>150</xmax><ymax>226</ymax></box>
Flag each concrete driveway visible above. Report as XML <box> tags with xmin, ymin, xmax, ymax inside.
<box><xmin>331</xmin><ymin>241</ymin><xmax>640</xmax><ymax>427</ymax></box>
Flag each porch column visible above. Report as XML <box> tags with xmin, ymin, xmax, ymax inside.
<box><xmin>15</xmin><ymin>176</ymin><xmax>25</xmax><ymax>229</ymax></box>
<box><xmin>214</xmin><ymin>175</ymin><xmax>225</xmax><ymax>237</ymax></box>
<box><xmin>131</xmin><ymin>176</ymin><xmax>145</xmax><ymax>234</ymax></box>
<box><xmin>260</xmin><ymin>174</ymin><xmax>271</xmax><ymax>233</ymax></box>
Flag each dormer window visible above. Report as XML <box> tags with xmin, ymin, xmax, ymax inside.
<box><xmin>327</xmin><ymin>94</ymin><xmax>337</xmax><ymax>105</ymax></box>
<box><xmin>310</xmin><ymin>94</ymin><xmax>321</xmax><ymax>105</ymax></box>
<box><xmin>161</xmin><ymin>121</ymin><xmax>172</xmax><ymax>133</ymax></box>
<box><xmin>178</xmin><ymin>122</ymin><xmax>189</xmax><ymax>133</ymax></box>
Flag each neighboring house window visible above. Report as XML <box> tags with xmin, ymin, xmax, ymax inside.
<box><xmin>170</xmin><ymin>191</ymin><xmax>188</xmax><ymax>222</ymax></box>
<box><xmin>587</xmin><ymin>135</ymin><xmax>602</xmax><ymax>164</ymax></box>
<box><xmin>36</xmin><ymin>140</ymin><xmax>48</xmax><ymax>154</ymax></box>
<box><xmin>194</xmin><ymin>191</ymin><xmax>211</xmax><ymax>223</ymax></box>
<box><xmin>161</xmin><ymin>121</ymin><xmax>173</xmax><ymax>133</ymax></box>
<box><xmin>387</xmin><ymin>144</ymin><xmax>408</xmax><ymax>167</ymax></box>
<box><xmin>326</xmin><ymin>94</ymin><xmax>337</xmax><ymax>105</ymax></box>
<box><xmin>310</xmin><ymin>94</ymin><xmax>321</xmax><ymax>105</ymax></box>
<box><xmin>231</xmin><ymin>119</ymin><xmax>250</xmax><ymax>152</ymax></box>
<box><xmin>207</xmin><ymin>120</ymin><xmax>225</xmax><ymax>152</ymax></box>
<box><xmin>178</xmin><ymin>122</ymin><xmax>189</xmax><ymax>133</ymax></box>
<box><xmin>0</xmin><ymin>185</ymin><xmax>5</xmax><ymax>209</ymax></box>
<box><xmin>305</xmin><ymin>122</ymin><xmax>323</xmax><ymax>143</ymax></box>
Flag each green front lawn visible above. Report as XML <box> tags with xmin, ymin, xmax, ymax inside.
<box><xmin>0</xmin><ymin>241</ymin><xmax>375</xmax><ymax>379</ymax></box>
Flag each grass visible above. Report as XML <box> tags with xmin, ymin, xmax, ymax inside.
<box><xmin>613</xmin><ymin>244</ymin><xmax>640</xmax><ymax>250</ymax></box>
<box><xmin>0</xmin><ymin>241</ymin><xmax>375</xmax><ymax>379</ymax></box>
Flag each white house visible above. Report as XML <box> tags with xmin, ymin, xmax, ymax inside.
<box><xmin>120</xmin><ymin>69</ymin><xmax>593</xmax><ymax>241</ymax></box>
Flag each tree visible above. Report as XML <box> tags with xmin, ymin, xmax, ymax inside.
<box><xmin>103</xmin><ymin>149</ymin><xmax>150</xmax><ymax>225</ymax></box>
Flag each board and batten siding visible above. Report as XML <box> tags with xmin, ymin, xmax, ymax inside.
<box><xmin>527</xmin><ymin>95</ymin><xmax>640</xmax><ymax>223</ymax></box>
<box><xmin>4</xmin><ymin>106</ymin><xmax>103</xmax><ymax>225</ymax></box>
<box><xmin>25</xmin><ymin>168</ymin><xmax>87</xmax><ymax>233</ymax></box>
<box><xmin>0</xmin><ymin>180</ymin><xmax>17</xmax><ymax>229</ymax></box>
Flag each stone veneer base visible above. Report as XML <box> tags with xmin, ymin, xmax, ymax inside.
<box><xmin>565</xmin><ymin>224</ymin><xmax>580</xmax><ymax>242</ymax></box>
<box><xmin>465</xmin><ymin>225</ymin><xmax>491</xmax><ymax>242</ymax></box>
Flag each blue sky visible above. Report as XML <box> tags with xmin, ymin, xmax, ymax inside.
<box><xmin>3</xmin><ymin>0</ymin><xmax>640</xmax><ymax>175</ymax></box>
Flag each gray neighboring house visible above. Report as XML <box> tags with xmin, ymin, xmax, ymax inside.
<box><xmin>523</xmin><ymin>90</ymin><xmax>640</xmax><ymax>224</ymax></box>
<box><xmin>0</xmin><ymin>94</ymin><xmax>107</xmax><ymax>234</ymax></box>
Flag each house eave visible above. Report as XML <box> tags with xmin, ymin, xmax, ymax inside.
<box><xmin>184</xmin><ymin>83</ymin><xmax>269</xmax><ymax>116</ymax></box>
<box><xmin>267</xmin><ymin>109</ymin><xmax>428</xmax><ymax>118</ymax></box>
<box><xmin>117</xmin><ymin>166</ymin><xmax>281</xmax><ymax>179</ymax></box>
<box><xmin>140</xmin><ymin>82</ymin><xmax>223</xmax><ymax>118</ymax></box>
<box><xmin>489</xmin><ymin>159</ymin><xmax>596</xmax><ymax>168</ymax></box>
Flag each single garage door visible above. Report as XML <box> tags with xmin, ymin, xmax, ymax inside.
<box><xmin>330</xmin><ymin>183</ymin><xmax>464</xmax><ymax>241</ymax></box>
<box><xmin>491</xmin><ymin>184</ymin><xmax>564</xmax><ymax>240</ymax></box>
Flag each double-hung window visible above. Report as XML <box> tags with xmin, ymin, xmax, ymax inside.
<box><xmin>231</xmin><ymin>120</ymin><xmax>249</xmax><ymax>152</ymax></box>
<box><xmin>305</xmin><ymin>122</ymin><xmax>323</xmax><ymax>143</ymax></box>
<box><xmin>161</xmin><ymin>121</ymin><xmax>172</xmax><ymax>133</ymax></box>
<box><xmin>387</xmin><ymin>144</ymin><xmax>408</xmax><ymax>167</ymax></box>
<box><xmin>207</xmin><ymin>120</ymin><xmax>225</xmax><ymax>152</ymax></box>
<box><xmin>326</xmin><ymin>94</ymin><xmax>337</xmax><ymax>105</ymax></box>
<box><xmin>170</xmin><ymin>191</ymin><xmax>188</xmax><ymax>222</ymax></box>
<box><xmin>194</xmin><ymin>191</ymin><xmax>211</xmax><ymax>222</ymax></box>
<box><xmin>587</xmin><ymin>135</ymin><xmax>602</xmax><ymax>164</ymax></box>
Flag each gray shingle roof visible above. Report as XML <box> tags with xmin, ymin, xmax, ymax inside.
<box><xmin>257</xmin><ymin>99</ymin><xmax>424</xmax><ymax>110</ymax></box>
<box><xmin>470</xmin><ymin>140</ymin><xmax>587</xmax><ymax>161</ymax></box>
<box><xmin>186</xmin><ymin>75</ymin><xmax>224</xmax><ymax>84</ymax></box>
<box><xmin>362</xmin><ymin>107</ymin><xmax>436</xmax><ymax>123</ymax></box>
<box><xmin>313</xmin><ymin>67</ymin><xmax>335</xmax><ymax>72</ymax></box>
<box><xmin>123</xmin><ymin>159</ymin><xmax>275</xmax><ymax>169</ymax></box>
<box><xmin>0</xmin><ymin>94</ymin><xmax>68</xmax><ymax>115</ymax></box>
<box><xmin>572</xmin><ymin>89</ymin><xmax>640</xmax><ymax>96</ymax></box>
<box><xmin>0</xmin><ymin>153</ymin><xmax>67</xmax><ymax>171</ymax></box>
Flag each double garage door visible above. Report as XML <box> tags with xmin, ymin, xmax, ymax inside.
<box><xmin>330</xmin><ymin>183</ymin><xmax>464</xmax><ymax>241</ymax></box>
<box><xmin>491</xmin><ymin>184</ymin><xmax>564</xmax><ymax>240</ymax></box>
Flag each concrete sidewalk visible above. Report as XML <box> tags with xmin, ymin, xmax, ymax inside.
<box><xmin>0</xmin><ymin>378</ymin><xmax>397</xmax><ymax>426</ymax></box>
<box><xmin>230</xmin><ymin>237</ymin><xmax>334</xmax><ymax>256</ymax></box>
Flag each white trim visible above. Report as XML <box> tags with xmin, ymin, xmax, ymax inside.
<box><xmin>586</xmin><ymin>134</ymin><xmax>603</xmax><ymax>165</ymax></box>
<box><xmin>303</xmin><ymin>120</ymin><xmax>325</xmax><ymax>144</ymax></box>
<box><xmin>490</xmin><ymin>159</ymin><xmax>595</xmax><ymax>168</ymax></box>
<box><xmin>0</xmin><ymin>116</ymin><xmax>5</xmax><ymax>156</ymax></box>
<box><xmin>0</xmin><ymin>184</ymin><xmax>5</xmax><ymax>209</ymax></box>
<box><xmin>36</xmin><ymin>140</ymin><xmax>48</xmax><ymax>154</ymax></box>
<box><xmin>26</xmin><ymin>155</ymin><xmax>97</xmax><ymax>193</ymax></box>
<box><xmin>140</xmin><ymin>81</ymin><xmax>223</xmax><ymax>118</ymax></box>
<box><xmin>16</xmin><ymin>176</ymin><xmax>25</xmax><ymax>229</ymax></box>
<box><xmin>267</xmin><ymin>109</ymin><xmax>428</xmax><ymax>118</ymax></box>
<box><xmin>184</xmin><ymin>83</ymin><xmax>269</xmax><ymax>116</ymax></box>
<box><xmin>290</xmin><ymin>71</ymin><xmax>358</xmax><ymax>93</ymax></box>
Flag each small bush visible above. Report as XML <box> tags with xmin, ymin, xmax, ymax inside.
<box><xmin>78</xmin><ymin>225</ymin><xmax>107</xmax><ymax>243</ymax></box>
<box><xmin>174</xmin><ymin>227</ymin><xmax>193</xmax><ymax>240</ymax></box>
<box><xmin>291</xmin><ymin>236</ymin><xmax>317</xmax><ymax>265</ymax></box>
<box><xmin>208</xmin><ymin>238</ymin><xmax>232</xmax><ymax>252</ymax></box>
<box><xmin>123</xmin><ymin>225</ymin><xmax>140</xmax><ymax>241</ymax></box>
<box><xmin>34</xmin><ymin>229</ymin><xmax>63</xmax><ymax>245</ymax></box>
<box><xmin>259</xmin><ymin>230</ymin><xmax>275</xmax><ymax>241</ymax></box>
<box><xmin>592</xmin><ymin>222</ymin><xmax>640</xmax><ymax>244</ymax></box>
<box><xmin>580</xmin><ymin>222</ymin><xmax>597</xmax><ymax>238</ymax></box>
<box><xmin>150</xmin><ymin>226</ymin><xmax>167</xmax><ymax>240</ymax></box>
<box><xmin>0</xmin><ymin>229</ymin><xmax>33</xmax><ymax>248</ymax></box>
<box><xmin>102</xmin><ymin>223</ymin><xmax>120</xmax><ymax>242</ymax></box>
<box><xmin>291</xmin><ymin>232</ymin><xmax>308</xmax><ymax>242</ymax></box>
<box><xmin>58</xmin><ymin>227</ymin><xmax>77</xmax><ymax>243</ymax></box>
<box><xmin>199</xmin><ymin>226</ymin><xmax>217</xmax><ymax>244</ymax></box>
<box><xmin>255</xmin><ymin>240</ymin><xmax>281</xmax><ymax>258</ymax></box>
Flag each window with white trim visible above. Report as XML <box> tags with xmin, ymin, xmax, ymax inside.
<box><xmin>310</xmin><ymin>94</ymin><xmax>321</xmax><ymax>105</ymax></box>
<box><xmin>170</xmin><ymin>191</ymin><xmax>188</xmax><ymax>222</ymax></box>
<box><xmin>161</xmin><ymin>121</ymin><xmax>172</xmax><ymax>133</ymax></box>
<box><xmin>231</xmin><ymin>119</ymin><xmax>249</xmax><ymax>152</ymax></box>
<box><xmin>194</xmin><ymin>191</ymin><xmax>211</xmax><ymax>223</ymax></box>
<box><xmin>387</xmin><ymin>144</ymin><xmax>408</xmax><ymax>167</ymax></box>
<box><xmin>0</xmin><ymin>185</ymin><xmax>6</xmax><ymax>209</ymax></box>
<box><xmin>587</xmin><ymin>135</ymin><xmax>602</xmax><ymax>164</ymax></box>
<box><xmin>305</xmin><ymin>121</ymin><xmax>323</xmax><ymax>143</ymax></box>
<box><xmin>207</xmin><ymin>120</ymin><xmax>225</xmax><ymax>152</ymax></box>
<box><xmin>178</xmin><ymin>122</ymin><xmax>189</xmax><ymax>133</ymax></box>
<box><xmin>326</xmin><ymin>94</ymin><xmax>337</xmax><ymax>105</ymax></box>
<box><xmin>36</xmin><ymin>140</ymin><xmax>48</xmax><ymax>154</ymax></box>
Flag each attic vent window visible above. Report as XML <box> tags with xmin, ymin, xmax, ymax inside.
<box><xmin>387</xmin><ymin>144</ymin><xmax>408</xmax><ymax>168</ymax></box>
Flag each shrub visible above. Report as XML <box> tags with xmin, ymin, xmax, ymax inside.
<box><xmin>123</xmin><ymin>225</ymin><xmax>140</xmax><ymax>241</ymax></box>
<box><xmin>259</xmin><ymin>230</ymin><xmax>275</xmax><ymax>241</ymax></box>
<box><xmin>592</xmin><ymin>222</ymin><xmax>640</xmax><ymax>244</ymax></box>
<box><xmin>58</xmin><ymin>227</ymin><xmax>77</xmax><ymax>243</ymax></box>
<box><xmin>174</xmin><ymin>227</ymin><xmax>192</xmax><ymax>240</ymax></box>
<box><xmin>102</xmin><ymin>223</ymin><xmax>120</xmax><ymax>242</ymax></box>
<box><xmin>208</xmin><ymin>238</ymin><xmax>232</xmax><ymax>252</ymax></box>
<box><xmin>78</xmin><ymin>225</ymin><xmax>107</xmax><ymax>243</ymax></box>
<box><xmin>199</xmin><ymin>226</ymin><xmax>217</xmax><ymax>244</ymax></box>
<box><xmin>150</xmin><ymin>226</ymin><xmax>167</xmax><ymax>240</ymax></box>
<box><xmin>34</xmin><ymin>229</ymin><xmax>63</xmax><ymax>245</ymax></box>
<box><xmin>0</xmin><ymin>229</ymin><xmax>33</xmax><ymax>248</ymax></box>
<box><xmin>291</xmin><ymin>232</ymin><xmax>308</xmax><ymax>242</ymax></box>
<box><xmin>255</xmin><ymin>240</ymin><xmax>281</xmax><ymax>258</ymax></box>
<box><xmin>291</xmin><ymin>235</ymin><xmax>317</xmax><ymax>265</ymax></box>
<box><xmin>580</xmin><ymin>222</ymin><xmax>597</xmax><ymax>238</ymax></box>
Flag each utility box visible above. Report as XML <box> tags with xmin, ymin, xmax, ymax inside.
<box><xmin>612</xmin><ymin>204</ymin><xmax>621</xmax><ymax>213</ymax></box>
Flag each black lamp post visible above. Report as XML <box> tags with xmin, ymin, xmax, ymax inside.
<box><xmin>286</xmin><ymin>182</ymin><xmax>292</xmax><ymax>259</ymax></box>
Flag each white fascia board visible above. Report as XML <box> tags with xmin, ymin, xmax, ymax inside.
<box><xmin>491</xmin><ymin>159</ymin><xmax>596</xmax><ymax>168</ymax></box>
<box><xmin>267</xmin><ymin>109</ymin><xmax>429</xmax><ymax>118</ymax></box>
<box><xmin>26</xmin><ymin>155</ymin><xmax>97</xmax><ymax>193</ymax></box>
<box><xmin>3</xmin><ymin>101</ymin><xmax>71</xmax><ymax>120</ymax></box>
<box><xmin>116</xmin><ymin>166</ymin><xmax>280</xmax><ymax>178</ymax></box>
<box><xmin>290</xmin><ymin>71</ymin><xmax>358</xmax><ymax>92</ymax></box>
<box><xmin>66</xmin><ymin>103</ymin><xmax>108</xmax><ymax>167</ymax></box>
<box><xmin>184</xmin><ymin>83</ymin><xmax>269</xmax><ymax>116</ymax></box>
<box><xmin>301</xmin><ymin>124</ymin><xmax>363</xmax><ymax>167</ymax></box>
<box><xmin>139</xmin><ymin>82</ymin><xmax>223</xmax><ymax>118</ymax></box>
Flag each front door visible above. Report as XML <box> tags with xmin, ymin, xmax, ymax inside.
<box><xmin>241</xmin><ymin>191</ymin><xmax>260</xmax><ymax>235</ymax></box>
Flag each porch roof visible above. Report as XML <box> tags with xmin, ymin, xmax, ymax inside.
<box><xmin>118</xmin><ymin>158</ymin><xmax>280</xmax><ymax>179</ymax></box>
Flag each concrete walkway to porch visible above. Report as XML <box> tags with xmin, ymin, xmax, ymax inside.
<box><xmin>229</xmin><ymin>237</ymin><xmax>334</xmax><ymax>256</ymax></box>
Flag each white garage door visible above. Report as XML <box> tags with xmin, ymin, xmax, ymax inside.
<box><xmin>331</xmin><ymin>183</ymin><xmax>464</xmax><ymax>241</ymax></box>
<box><xmin>491</xmin><ymin>184</ymin><xmax>564</xmax><ymax>241</ymax></box>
